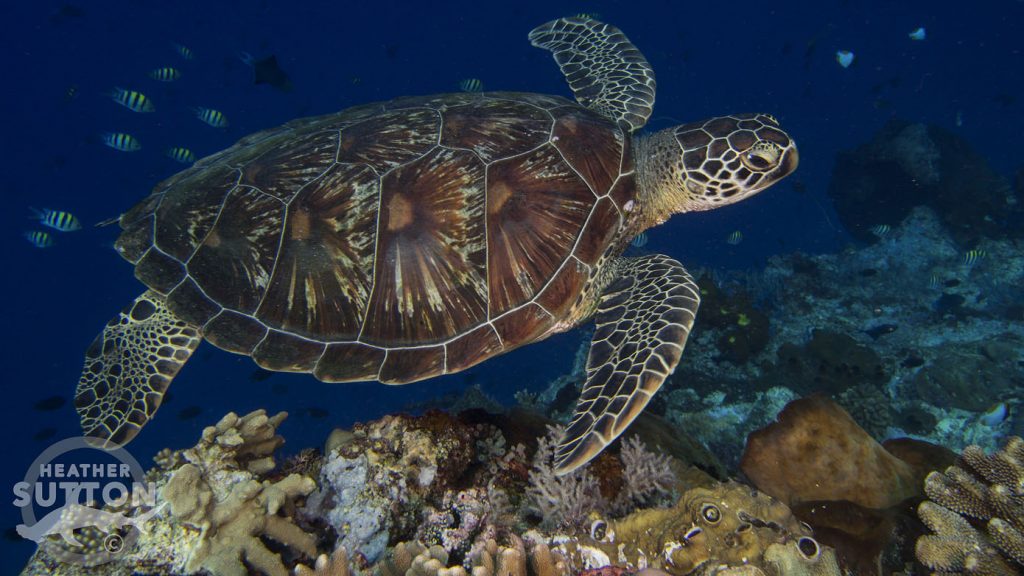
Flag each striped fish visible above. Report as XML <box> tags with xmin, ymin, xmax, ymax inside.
<box><xmin>631</xmin><ymin>232</ymin><xmax>648</xmax><ymax>248</ymax></box>
<box><xmin>101</xmin><ymin>132</ymin><xmax>142</xmax><ymax>152</ymax></box>
<box><xmin>172</xmin><ymin>42</ymin><xmax>194</xmax><ymax>60</ymax></box>
<box><xmin>963</xmin><ymin>249</ymin><xmax>986</xmax><ymax>266</ymax></box>
<box><xmin>32</xmin><ymin>208</ymin><xmax>81</xmax><ymax>232</ymax></box>
<box><xmin>726</xmin><ymin>230</ymin><xmax>744</xmax><ymax>245</ymax></box>
<box><xmin>24</xmin><ymin>230</ymin><xmax>54</xmax><ymax>248</ymax></box>
<box><xmin>458</xmin><ymin>78</ymin><xmax>483</xmax><ymax>92</ymax></box>
<box><xmin>194</xmin><ymin>107</ymin><xmax>228</xmax><ymax>128</ymax></box>
<box><xmin>870</xmin><ymin>224</ymin><xmax>891</xmax><ymax>237</ymax></box>
<box><xmin>166</xmin><ymin>147</ymin><xmax>196</xmax><ymax>164</ymax></box>
<box><xmin>110</xmin><ymin>87</ymin><xmax>155</xmax><ymax>112</ymax></box>
<box><xmin>149</xmin><ymin>67</ymin><xmax>181</xmax><ymax>82</ymax></box>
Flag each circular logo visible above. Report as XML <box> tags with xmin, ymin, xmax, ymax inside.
<box><xmin>13</xmin><ymin>437</ymin><xmax>157</xmax><ymax>566</ymax></box>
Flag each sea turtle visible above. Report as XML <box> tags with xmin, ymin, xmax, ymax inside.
<box><xmin>75</xmin><ymin>17</ymin><xmax>797</xmax><ymax>473</ymax></box>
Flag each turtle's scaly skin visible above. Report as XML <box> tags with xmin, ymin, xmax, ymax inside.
<box><xmin>116</xmin><ymin>92</ymin><xmax>635</xmax><ymax>383</ymax></box>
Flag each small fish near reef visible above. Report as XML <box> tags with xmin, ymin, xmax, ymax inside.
<box><xmin>31</xmin><ymin>208</ymin><xmax>82</xmax><ymax>232</ymax></box>
<box><xmin>172</xmin><ymin>42</ymin><xmax>194</xmax><ymax>60</ymax></box>
<box><xmin>71</xmin><ymin>17</ymin><xmax>798</xmax><ymax>475</ymax></box>
<box><xmin>149</xmin><ymin>67</ymin><xmax>181</xmax><ymax>82</ymax></box>
<box><xmin>631</xmin><ymin>231</ymin><xmax>648</xmax><ymax>248</ymax></box>
<box><xmin>101</xmin><ymin>132</ymin><xmax>141</xmax><ymax>152</ymax></box>
<box><xmin>166</xmin><ymin>147</ymin><xmax>197</xmax><ymax>164</ymax></box>
<box><xmin>979</xmin><ymin>402</ymin><xmax>1008</xmax><ymax>427</ymax></box>
<box><xmin>908</xmin><ymin>27</ymin><xmax>926</xmax><ymax>41</ymax></box>
<box><xmin>24</xmin><ymin>230</ymin><xmax>54</xmax><ymax>248</ymax></box>
<box><xmin>835</xmin><ymin>50</ymin><xmax>855</xmax><ymax>68</ymax></box>
<box><xmin>726</xmin><ymin>230</ymin><xmax>743</xmax><ymax>245</ymax></box>
<box><xmin>193</xmin><ymin>107</ymin><xmax>229</xmax><ymax>128</ymax></box>
<box><xmin>109</xmin><ymin>87</ymin><xmax>155</xmax><ymax>113</ymax></box>
<box><xmin>870</xmin><ymin>224</ymin><xmax>891</xmax><ymax>237</ymax></box>
<box><xmin>458</xmin><ymin>78</ymin><xmax>483</xmax><ymax>92</ymax></box>
<box><xmin>963</xmin><ymin>249</ymin><xmax>986</xmax><ymax>266</ymax></box>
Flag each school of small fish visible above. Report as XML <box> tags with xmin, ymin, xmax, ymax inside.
<box><xmin>30</xmin><ymin>40</ymin><xmax>233</xmax><ymax>248</ymax></box>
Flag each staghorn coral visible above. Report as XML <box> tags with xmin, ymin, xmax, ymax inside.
<box><xmin>546</xmin><ymin>481</ymin><xmax>839</xmax><ymax>576</ymax></box>
<box><xmin>916</xmin><ymin>436</ymin><xmax>1024</xmax><ymax>574</ymax></box>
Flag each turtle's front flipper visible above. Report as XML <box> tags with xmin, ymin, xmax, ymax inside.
<box><xmin>529</xmin><ymin>17</ymin><xmax>656</xmax><ymax>132</ymax></box>
<box><xmin>75</xmin><ymin>290</ymin><xmax>202</xmax><ymax>448</ymax></box>
<box><xmin>555</xmin><ymin>255</ymin><xmax>699</xmax><ymax>474</ymax></box>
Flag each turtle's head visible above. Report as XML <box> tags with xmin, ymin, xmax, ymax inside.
<box><xmin>641</xmin><ymin>113</ymin><xmax>798</xmax><ymax>219</ymax></box>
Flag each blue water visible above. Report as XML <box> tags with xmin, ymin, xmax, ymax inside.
<box><xmin>2</xmin><ymin>0</ymin><xmax>1021</xmax><ymax>571</ymax></box>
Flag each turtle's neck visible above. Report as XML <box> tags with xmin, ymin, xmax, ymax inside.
<box><xmin>633</xmin><ymin>127</ymin><xmax>689</xmax><ymax>232</ymax></box>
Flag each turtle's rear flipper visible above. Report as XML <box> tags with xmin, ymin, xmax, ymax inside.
<box><xmin>529</xmin><ymin>17</ymin><xmax>656</xmax><ymax>132</ymax></box>
<box><xmin>555</xmin><ymin>255</ymin><xmax>699</xmax><ymax>474</ymax></box>
<box><xmin>75</xmin><ymin>290</ymin><xmax>202</xmax><ymax>448</ymax></box>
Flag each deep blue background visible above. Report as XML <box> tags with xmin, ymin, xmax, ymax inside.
<box><xmin>2</xmin><ymin>0</ymin><xmax>1021</xmax><ymax>570</ymax></box>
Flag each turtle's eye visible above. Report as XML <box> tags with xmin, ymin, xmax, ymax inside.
<box><xmin>590</xmin><ymin>519</ymin><xmax>608</xmax><ymax>540</ymax></box>
<box><xmin>700</xmin><ymin>504</ymin><xmax>721</xmax><ymax>524</ymax></box>
<box><xmin>741</xmin><ymin>142</ymin><xmax>781</xmax><ymax>171</ymax></box>
<box><xmin>797</xmin><ymin>537</ymin><xmax>820</xmax><ymax>560</ymax></box>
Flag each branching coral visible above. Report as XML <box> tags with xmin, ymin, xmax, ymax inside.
<box><xmin>525</xmin><ymin>426</ymin><xmax>606</xmax><ymax>530</ymax></box>
<box><xmin>916</xmin><ymin>436</ymin><xmax>1024</xmax><ymax>574</ymax></box>
<box><xmin>160</xmin><ymin>410</ymin><xmax>318</xmax><ymax>576</ymax></box>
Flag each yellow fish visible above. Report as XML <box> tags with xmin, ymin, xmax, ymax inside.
<box><xmin>458</xmin><ymin>78</ymin><xmax>483</xmax><ymax>92</ymax></box>
<box><xmin>193</xmin><ymin>107</ymin><xmax>228</xmax><ymax>128</ymax></box>
<box><xmin>963</xmin><ymin>249</ymin><xmax>986</xmax><ymax>266</ymax></box>
<box><xmin>149</xmin><ymin>67</ymin><xmax>181</xmax><ymax>82</ymax></box>
<box><xmin>166</xmin><ymin>147</ymin><xmax>197</xmax><ymax>164</ymax></box>
<box><xmin>110</xmin><ymin>87</ymin><xmax>155</xmax><ymax>112</ymax></box>
<box><xmin>32</xmin><ymin>208</ymin><xmax>82</xmax><ymax>232</ymax></box>
<box><xmin>726</xmin><ymin>230</ymin><xmax>743</xmax><ymax>245</ymax></box>
<box><xmin>101</xmin><ymin>132</ymin><xmax>141</xmax><ymax>152</ymax></box>
<box><xmin>24</xmin><ymin>230</ymin><xmax>54</xmax><ymax>248</ymax></box>
<box><xmin>172</xmin><ymin>42</ymin><xmax>194</xmax><ymax>60</ymax></box>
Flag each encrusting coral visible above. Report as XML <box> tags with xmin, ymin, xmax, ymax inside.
<box><xmin>546</xmin><ymin>481</ymin><xmax>840</xmax><ymax>576</ymax></box>
<box><xmin>916</xmin><ymin>436</ymin><xmax>1024</xmax><ymax>574</ymax></box>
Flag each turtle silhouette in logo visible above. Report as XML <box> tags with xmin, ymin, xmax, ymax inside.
<box><xmin>76</xmin><ymin>17</ymin><xmax>797</xmax><ymax>473</ymax></box>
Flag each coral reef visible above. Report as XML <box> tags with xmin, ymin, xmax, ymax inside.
<box><xmin>303</xmin><ymin>411</ymin><xmax>488</xmax><ymax>564</ymax></box>
<box><xmin>741</xmin><ymin>396</ymin><xmax>919</xmax><ymax>509</ymax></box>
<box><xmin>547</xmin><ymin>481</ymin><xmax>840</xmax><ymax>576</ymax></box>
<box><xmin>695</xmin><ymin>277</ymin><xmax>771</xmax><ymax>365</ymax></box>
<box><xmin>20</xmin><ymin>410</ymin><xmax>317</xmax><ymax>576</ymax></box>
<box><xmin>916</xmin><ymin>436</ymin><xmax>1024</xmax><ymax>574</ymax></box>
<box><xmin>296</xmin><ymin>544</ymin><xmax>350</xmax><ymax>576</ymax></box>
<box><xmin>827</xmin><ymin>119</ymin><xmax>1020</xmax><ymax>245</ymax></box>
